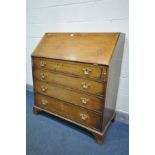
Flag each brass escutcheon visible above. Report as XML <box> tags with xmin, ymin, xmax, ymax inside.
<box><xmin>40</xmin><ymin>73</ymin><xmax>47</xmax><ymax>80</ymax></box>
<box><xmin>42</xmin><ymin>99</ymin><xmax>47</xmax><ymax>105</ymax></box>
<box><xmin>41</xmin><ymin>86</ymin><xmax>48</xmax><ymax>92</ymax></box>
<box><xmin>82</xmin><ymin>68</ymin><xmax>92</xmax><ymax>75</ymax></box>
<box><xmin>80</xmin><ymin>114</ymin><xmax>88</xmax><ymax>121</ymax></box>
<box><xmin>80</xmin><ymin>97</ymin><xmax>89</xmax><ymax>104</ymax></box>
<box><xmin>40</xmin><ymin>61</ymin><xmax>46</xmax><ymax>67</ymax></box>
<box><xmin>81</xmin><ymin>82</ymin><xmax>90</xmax><ymax>89</ymax></box>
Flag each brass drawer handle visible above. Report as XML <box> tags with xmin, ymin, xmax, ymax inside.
<box><xmin>81</xmin><ymin>82</ymin><xmax>90</xmax><ymax>89</ymax></box>
<box><xmin>83</xmin><ymin>68</ymin><xmax>92</xmax><ymax>75</ymax></box>
<box><xmin>40</xmin><ymin>61</ymin><xmax>46</xmax><ymax>67</ymax></box>
<box><xmin>80</xmin><ymin>97</ymin><xmax>89</xmax><ymax>104</ymax></box>
<box><xmin>40</xmin><ymin>73</ymin><xmax>47</xmax><ymax>80</ymax></box>
<box><xmin>42</xmin><ymin>99</ymin><xmax>47</xmax><ymax>105</ymax></box>
<box><xmin>80</xmin><ymin>114</ymin><xmax>88</xmax><ymax>121</ymax></box>
<box><xmin>41</xmin><ymin>86</ymin><xmax>48</xmax><ymax>93</ymax></box>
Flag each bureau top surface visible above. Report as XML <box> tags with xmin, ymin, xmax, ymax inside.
<box><xmin>32</xmin><ymin>33</ymin><xmax>120</xmax><ymax>65</ymax></box>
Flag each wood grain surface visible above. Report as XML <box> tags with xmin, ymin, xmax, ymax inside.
<box><xmin>32</xmin><ymin>33</ymin><xmax>120</xmax><ymax>65</ymax></box>
<box><xmin>34</xmin><ymin>93</ymin><xmax>102</xmax><ymax>130</ymax></box>
<box><xmin>33</xmin><ymin>68</ymin><xmax>105</xmax><ymax>95</ymax></box>
<box><xmin>32</xmin><ymin>57</ymin><xmax>104</xmax><ymax>79</ymax></box>
<box><xmin>34</xmin><ymin>80</ymin><xmax>105</xmax><ymax>113</ymax></box>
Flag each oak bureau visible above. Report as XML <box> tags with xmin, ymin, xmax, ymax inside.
<box><xmin>31</xmin><ymin>33</ymin><xmax>125</xmax><ymax>144</ymax></box>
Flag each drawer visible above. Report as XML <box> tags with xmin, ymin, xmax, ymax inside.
<box><xmin>33</xmin><ymin>68</ymin><xmax>105</xmax><ymax>95</ymax></box>
<box><xmin>34</xmin><ymin>93</ymin><xmax>102</xmax><ymax>131</ymax></box>
<box><xmin>32</xmin><ymin>57</ymin><xmax>103</xmax><ymax>79</ymax></box>
<box><xmin>34</xmin><ymin>80</ymin><xmax>104</xmax><ymax>113</ymax></box>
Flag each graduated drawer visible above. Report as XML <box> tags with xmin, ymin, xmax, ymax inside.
<box><xmin>33</xmin><ymin>68</ymin><xmax>105</xmax><ymax>95</ymax></box>
<box><xmin>34</xmin><ymin>93</ymin><xmax>102</xmax><ymax>131</ymax></box>
<box><xmin>34</xmin><ymin>80</ymin><xmax>104</xmax><ymax>113</ymax></box>
<box><xmin>32</xmin><ymin>57</ymin><xmax>103</xmax><ymax>79</ymax></box>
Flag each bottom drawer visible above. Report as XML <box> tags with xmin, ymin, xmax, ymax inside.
<box><xmin>34</xmin><ymin>93</ymin><xmax>102</xmax><ymax>131</ymax></box>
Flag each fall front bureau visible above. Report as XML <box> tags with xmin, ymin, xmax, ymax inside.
<box><xmin>31</xmin><ymin>33</ymin><xmax>125</xmax><ymax>144</ymax></box>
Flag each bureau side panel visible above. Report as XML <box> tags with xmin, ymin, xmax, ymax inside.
<box><xmin>103</xmin><ymin>33</ymin><xmax>125</xmax><ymax>127</ymax></box>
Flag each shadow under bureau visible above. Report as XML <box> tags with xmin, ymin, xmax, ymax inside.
<box><xmin>31</xmin><ymin>33</ymin><xmax>125</xmax><ymax>144</ymax></box>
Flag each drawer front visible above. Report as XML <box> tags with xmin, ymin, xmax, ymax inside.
<box><xmin>34</xmin><ymin>80</ymin><xmax>104</xmax><ymax>113</ymax></box>
<box><xmin>32</xmin><ymin>57</ymin><xmax>103</xmax><ymax>79</ymax></box>
<box><xmin>35</xmin><ymin>93</ymin><xmax>102</xmax><ymax>130</ymax></box>
<box><xmin>33</xmin><ymin>68</ymin><xmax>105</xmax><ymax>95</ymax></box>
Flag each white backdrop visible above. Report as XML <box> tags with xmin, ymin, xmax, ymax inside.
<box><xmin>26</xmin><ymin>0</ymin><xmax>129</xmax><ymax>114</ymax></box>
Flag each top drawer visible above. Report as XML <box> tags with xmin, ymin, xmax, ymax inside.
<box><xmin>32</xmin><ymin>57</ymin><xmax>103</xmax><ymax>79</ymax></box>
